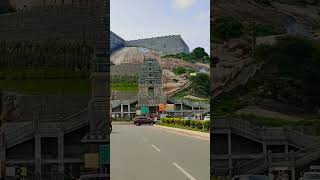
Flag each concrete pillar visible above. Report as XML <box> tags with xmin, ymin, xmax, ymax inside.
<box><xmin>285</xmin><ymin>144</ymin><xmax>289</xmax><ymax>153</ymax></box>
<box><xmin>120</xmin><ymin>104</ymin><xmax>123</xmax><ymax>117</ymax></box>
<box><xmin>228</xmin><ymin>131</ymin><xmax>232</xmax><ymax>177</ymax></box>
<box><xmin>192</xmin><ymin>106</ymin><xmax>195</xmax><ymax>119</ymax></box>
<box><xmin>0</xmin><ymin>133</ymin><xmax>5</xmax><ymax>179</ymax></box>
<box><xmin>263</xmin><ymin>143</ymin><xmax>267</xmax><ymax>154</ymax></box>
<box><xmin>35</xmin><ymin>135</ymin><xmax>41</xmax><ymax>175</ymax></box>
<box><xmin>58</xmin><ymin>133</ymin><xmax>64</xmax><ymax>173</ymax></box>
<box><xmin>291</xmin><ymin>167</ymin><xmax>295</xmax><ymax>180</ymax></box>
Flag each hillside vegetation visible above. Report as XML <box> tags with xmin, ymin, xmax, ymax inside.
<box><xmin>162</xmin><ymin>47</ymin><xmax>210</xmax><ymax>63</ymax></box>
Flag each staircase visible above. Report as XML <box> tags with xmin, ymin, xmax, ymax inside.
<box><xmin>238</xmin><ymin>155</ymin><xmax>268</xmax><ymax>175</ymax></box>
<box><xmin>213</xmin><ymin>118</ymin><xmax>319</xmax><ymax>148</ymax></box>
<box><xmin>238</xmin><ymin>142</ymin><xmax>320</xmax><ymax>175</ymax></box>
<box><xmin>2</xmin><ymin>108</ymin><xmax>89</xmax><ymax>149</ymax></box>
<box><xmin>214</xmin><ymin>118</ymin><xmax>320</xmax><ymax>175</ymax></box>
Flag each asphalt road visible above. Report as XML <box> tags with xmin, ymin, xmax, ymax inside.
<box><xmin>111</xmin><ymin>124</ymin><xmax>210</xmax><ymax>180</ymax></box>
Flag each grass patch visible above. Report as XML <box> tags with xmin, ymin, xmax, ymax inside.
<box><xmin>111</xmin><ymin>82</ymin><xmax>138</xmax><ymax>92</ymax></box>
<box><xmin>157</xmin><ymin>123</ymin><xmax>209</xmax><ymax>133</ymax></box>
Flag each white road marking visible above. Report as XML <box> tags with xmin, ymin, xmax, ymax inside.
<box><xmin>172</xmin><ymin>162</ymin><xmax>197</xmax><ymax>180</ymax></box>
<box><xmin>151</xmin><ymin>144</ymin><xmax>161</xmax><ymax>152</ymax></box>
<box><xmin>142</xmin><ymin>137</ymin><xmax>148</xmax><ymax>142</ymax></box>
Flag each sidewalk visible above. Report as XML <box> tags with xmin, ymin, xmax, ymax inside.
<box><xmin>154</xmin><ymin>125</ymin><xmax>210</xmax><ymax>139</ymax></box>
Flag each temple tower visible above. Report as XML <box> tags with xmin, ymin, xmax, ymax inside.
<box><xmin>137</xmin><ymin>58</ymin><xmax>165</xmax><ymax>114</ymax></box>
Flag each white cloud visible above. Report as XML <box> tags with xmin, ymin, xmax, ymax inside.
<box><xmin>173</xmin><ymin>0</ymin><xmax>197</xmax><ymax>9</ymax></box>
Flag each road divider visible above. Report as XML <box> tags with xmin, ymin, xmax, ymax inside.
<box><xmin>154</xmin><ymin>125</ymin><xmax>209</xmax><ymax>139</ymax></box>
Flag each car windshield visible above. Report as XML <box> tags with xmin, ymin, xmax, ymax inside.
<box><xmin>250</xmin><ymin>176</ymin><xmax>270</xmax><ymax>180</ymax></box>
<box><xmin>304</xmin><ymin>174</ymin><xmax>320</xmax><ymax>179</ymax></box>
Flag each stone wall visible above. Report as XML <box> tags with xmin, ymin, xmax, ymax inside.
<box><xmin>125</xmin><ymin>35</ymin><xmax>189</xmax><ymax>55</ymax></box>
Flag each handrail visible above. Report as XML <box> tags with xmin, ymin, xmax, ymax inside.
<box><xmin>238</xmin><ymin>154</ymin><xmax>267</xmax><ymax>174</ymax></box>
<box><xmin>213</xmin><ymin>118</ymin><xmax>319</xmax><ymax>146</ymax></box>
<box><xmin>4</xmin><ymin>108</ymin><xmax>89</xmax><ymax>148</ymax></box>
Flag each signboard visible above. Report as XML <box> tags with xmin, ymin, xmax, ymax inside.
<box><xmin>99</xmin><ymin>145</ymin><xmax>110</xmax><ymax>165</ymax></box>
<box><xmin>141</xmin><ymin>106</ymin><xmax>149</xmax><ymax>114</ymax></box>
<box><xmin>136</xmin><ymin>110</ymin><xmax>141</xmax><ymax>115</ymax></box>
<box><xmin>165</xmin><ymin>104</ymin><xmax>175</xmax><ymax>112</ymax></box>
<box><xmin>84</xmin><ymin>153</ymin><xmax>99</xmax><ymax>168</ymax></box>
<box><xmin>159</xmin><ymin>104</ymin><xmax>165</xmax><ymax>112</ymax></box>
<box><xmin>190</xmin><ymin>73</ymin><xmax>197</xmax><ymax>76</ymax></box>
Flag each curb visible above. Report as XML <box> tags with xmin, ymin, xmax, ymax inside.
<box><xmin>154</xmin><ymin>125</ymin><xmax>210</xmax><ymax>139</ymax></box>
<box><xmin>112</xmin><ymin>121</ymin><xmax>133</xmax><ymax>125</ymax></box>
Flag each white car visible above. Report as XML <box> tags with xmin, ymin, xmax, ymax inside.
<box><xmin>302</xmin><ymin>172</ymin><xmax>320</xmax><ymax>180</ymax></box>
<box><xmin>183</xmin><ymin>117</ymin><xmax>195</xmax><ymax>120</ymax></box>
<box><xmin>232</xmin><ymin>175</ymin><xmax>270</xmax><ymax>180</ymax></box>
<box><xmin>204</xmin><ymin>114</ymin><xmax>210</xmax><ymax>121</ymax></box>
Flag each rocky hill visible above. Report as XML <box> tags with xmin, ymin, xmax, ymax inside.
<box><xmin>111</xmin><ymin>47</ymin><xmax>209</xmax><ymax>98</ymax></box>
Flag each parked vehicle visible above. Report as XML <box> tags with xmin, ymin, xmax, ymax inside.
<box><xmin>133</xmin><ymin>116</ymin><xmax>154</xmax><ymax>126</ymax></box>
<box><xmin>204</xmin><ymin>114</ymin><xmax>210</xmax><ymax>121</ymax></box>
<box><xmin>183</xmin><ymin>117</ymin><xmax>195</xmax><ymax>120</ymax></box>
<box><xmin>302</xmin><ymin>172</ymin><xmax>320</xmax><ymax>180</ymax></box>
<box><xmin>232</xmin><ymin>175</ymin><xmax>270</xmax><ymax>180</ymax></box>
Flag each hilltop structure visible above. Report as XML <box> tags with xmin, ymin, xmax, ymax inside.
<box><xmin>110</xmin><ymin>31</ymin><xmax>190</xmax><ymax>55</ymax></box>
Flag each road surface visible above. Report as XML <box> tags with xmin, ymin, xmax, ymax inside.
<box><xmin>111</xmin><ymin>124</ymin><xmax>210</xmax><ymax>180</ymax></box>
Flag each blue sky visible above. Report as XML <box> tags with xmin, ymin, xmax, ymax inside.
<box><xmin>111</xmin><ymin>0</ymin><xmax>210</xmax><ymax>53</ymax></box>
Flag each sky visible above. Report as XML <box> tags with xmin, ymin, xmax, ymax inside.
<box><xmin>111</xmin><ymin>0</ymin><xmax>210</xmax><ymax>53</ymax></box>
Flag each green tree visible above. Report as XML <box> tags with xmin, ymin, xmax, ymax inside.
<box><xmin>192</xmin><ymin>47</ymin><xmax>209</xmax><ymax>59</ymax></box>
<box><xmin>189</xmin><ymin>73</ymin><xmax>210</xmax><ymax>97</ymax></box>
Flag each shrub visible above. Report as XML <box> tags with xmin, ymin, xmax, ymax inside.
<box><xmin>190</xmin><ymin>120</ymin><xmax>196</xmax><ymax>128</ymax></box>
<box><xmin>173</xmin><ymin>67</ymin><xmax>186</xmax><ymax>75</ymax></box>
<box><xmin>185</xmin><ymin>120</ymin><xmax>191</xmax><ymax>127</ymax></box>
<box><xmin>159</xmin><ymin>118</ymin><xmax>209</xmax><ymax>131</ymax></box>
<box><xmin>203</xmin><ymin>120</ymin><xmax>210</xmax><ymax>130</ymax></box>
<box><xmin>195</xmin><ymin>121</ymin><xmax>203</xmax><ymax>129</ymax></box>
